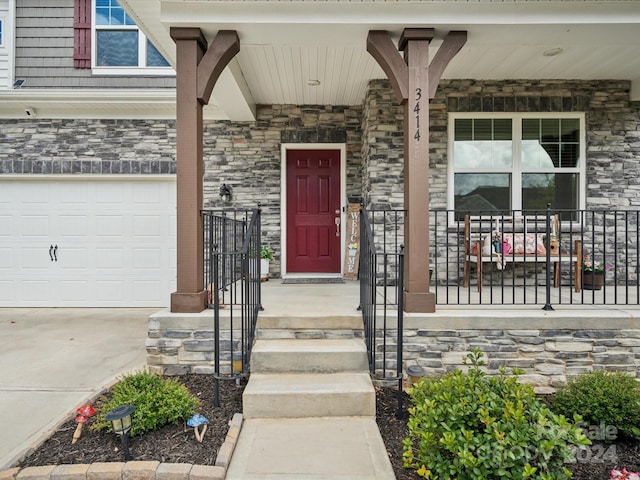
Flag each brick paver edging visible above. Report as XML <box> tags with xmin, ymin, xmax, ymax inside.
<box><xmin>0</xmin><ymin>414</ymin><xmax>243</xmax><ymax>480</ymax></box>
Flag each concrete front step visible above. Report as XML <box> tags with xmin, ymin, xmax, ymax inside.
<box><xmin>255</xmin><ymin>328</ymin><xmax>362</xmax><ymax>340</ymax></box>
<box><xmin>250</xmin><ymin>338</ymin><xmax>369</xmax><ymax>374</ymax></box>
<box><xmin>256</xmin><ymin>314</ymin><xmax>363</xmax><ymax>331</ymax></box>
<box><xmin>225</xmin><ymin>417</ymin><xmax>396</xmax><ymax>480</ymax></box>
<box><xmin>243</xmin><ymin>372</ymin><xmax>375</xmax><ymax>419</ymax></box>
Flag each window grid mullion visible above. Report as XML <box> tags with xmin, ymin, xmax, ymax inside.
<box><xmin>512</xmin><ymin>117</ymin><xmax>522</xmax><ymax>213</ymax></box>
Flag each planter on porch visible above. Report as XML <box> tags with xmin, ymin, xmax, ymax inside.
<box><xmin>583</xmin><ymin>272</ymin><xmax>605</xmax><ymax>290</ymax></box>
<box><xmin>260</xmin><ymin>246</ymin><xmax>273</xmax><ymax>281</ymax></box>
<box><xmin>260</xmin><ymin>258</ymin><xmax>270</xmax><ymax>281</ymax></box>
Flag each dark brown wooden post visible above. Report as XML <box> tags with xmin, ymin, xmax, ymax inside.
<box><xmin>368</xmin><ymin>28</ymin><xmax>466</xmax><ymax>313</ymax></box>
<box><xmin>400</xmin><ymin>29</ymin><xmax>435</xmax><ymax>313</ymax></box>
<box><xmin>169</xmin><ymin>28</ymin><xmax>240</xmax><ymax>313</ymax></box>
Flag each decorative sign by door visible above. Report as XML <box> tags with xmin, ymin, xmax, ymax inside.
<box><xmin>343</xmin><ymin>204</ymin><xmax>360</xmax><ymax>280</ymax></box>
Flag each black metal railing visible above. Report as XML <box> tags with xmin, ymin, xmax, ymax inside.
<box><xmin>203</xmin><ymin>210</ymin><xmax>249</xmax><ymax>293</ymax></box>
<box><xmin>360</xmin><ymin>207</ymin><xmax>405</xmax><ymax>418</ymax></box>
<box><xmin>202</xmin><ymin>208</ymin><xmax>262</xmax><ymax>406</ymax></box>
<box><xmin>430</xmin><ymin>208</ymin><xmax>640</xmax><ymax>306</ymax></box>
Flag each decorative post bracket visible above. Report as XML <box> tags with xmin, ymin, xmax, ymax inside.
<box><xmin>367</xmin><ymin>28</ymin><xmax>466</xmax><ymax>313</ymax></box>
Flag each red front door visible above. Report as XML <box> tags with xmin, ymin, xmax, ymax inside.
<box><xmin>286</xmin><ymin>149</ymin><xmax>341</xmax><ymax>273</ymax></box>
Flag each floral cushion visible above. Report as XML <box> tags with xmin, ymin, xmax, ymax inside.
<box><xmin>471</xmin><ymin>232</ymin><xmax>547</xmax><ymax>255</ymax></box>
<box><xmin>501</xmin><ymin>233</ymin><xmax>546</xmax><ymax>255</ymax></box>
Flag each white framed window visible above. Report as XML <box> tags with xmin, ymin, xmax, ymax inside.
<box><xmin>92</xmin><ymin>0</ymin><xmax>173</xmax><ymax>75</ymax></box>
<box><xmin>448</xmin><ymin>112</ymin><xmax>586</xmax><ymax>219</ymax></box>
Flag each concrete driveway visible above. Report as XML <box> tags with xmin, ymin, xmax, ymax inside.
<box><xmin>0</xmin><ymin>308</ymin><xmax>156</xmax><ymax>470</ymax></box>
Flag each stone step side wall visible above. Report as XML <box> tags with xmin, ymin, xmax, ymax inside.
<box><xmin>375</xmin><ymin>327</ymin><xmax>640</xmax><ymax>393</ymax></box>
<box><xmin>146</xmin><ymin>311</ymin><xmax>245</xmax><ymax>376</ymax></box>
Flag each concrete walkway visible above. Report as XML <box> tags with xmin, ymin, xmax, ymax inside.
<box><xmin>0</xmin><ymin>308</ymin><xmax>153</xmax><ymax>470</ymax></box>
<box><xmin>226</xmin><ymin>417</ymin><xmax>395</xmax><ymax>480</ymax></box>
<box><xmin>226</xmin><ymin>279</ymin><xmax>395</xmax><ymax>480</ymax></box>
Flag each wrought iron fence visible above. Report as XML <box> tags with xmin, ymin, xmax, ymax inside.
<box><xmin>359</xmin><ymin>207</ymin><xmax>405</xmax><ymax>418</ymax></box>
<box><xmin>430</xmin><ymin>208</ymin><xmax>640</xmax><ymax>306</ymax></box>
<box><xmin>202</xmin><ymin>208</ymin><xmax>262</xmax><ymax>406</ymax></box>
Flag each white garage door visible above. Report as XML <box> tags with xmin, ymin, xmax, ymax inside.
<box><xmin>0</xmin><ymin>176</ymin><xmax>176</xmax><ymax>307</ymax></box>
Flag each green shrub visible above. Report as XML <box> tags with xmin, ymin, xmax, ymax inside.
<box><xmin>92</xmin><ymin>371</ymin><xmax>201</xmax><ymax>436</ymax></box>
<box><xmin>403</xmin><ymin>349</ymin><xmax>590</xmax><ymax>479</ymax></box>
<box><xmin>553</xmin><ymin>370</ymin><xmax>640</xmax><ymax>441</ymax></box>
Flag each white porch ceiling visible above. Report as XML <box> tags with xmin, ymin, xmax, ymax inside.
<box><xmin>120</xmin><ymin>0</ymin><xmax>640</xmax><ymax>121</ymax></box>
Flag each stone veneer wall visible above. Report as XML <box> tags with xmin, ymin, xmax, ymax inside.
<box><xmin>0</xmin><ymin>105</ymin><xmax>363</xmax><ymax>278</ymax></box>
<box><xmin>362</xmin><ymin>78</ymin><xmax>640</xmax><ymax>211</ymax></box>
<box><xmin>146</xmin><ymin>311</ymin><xmax>244</xmax><ymax>376</ymax></box>
<box><xmin>361</xmin><ymin>79</ymin><xmax>640</xmax><ymax>284</ymax></box>
<box><xmin>202</xmin><ymin>105</ymin><xmax>363</xmax><ymax>277</ymax></box>
<box><xmin>378</xmin><ymin>316</ymin><xmax>640</xmax><ymax>392</ymax></box>
<box><xmin>0</xmin><ymin>119</ymin><xmax>177</xmax><ymax>175</ymax></box>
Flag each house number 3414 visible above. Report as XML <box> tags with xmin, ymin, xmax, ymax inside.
<box><xmin>414</xmin><ymin>88</ymin><xmax>422</xmax><ymax>141</ymax></box>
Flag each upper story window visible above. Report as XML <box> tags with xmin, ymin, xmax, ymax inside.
<box><xmin>448</xmin><ymin>113</ymin><xmax>586</xmax><ymax>220</ymax></box>
<box><xmin>92</xmin><ymin>0</ymin><xmax>173</xmax><ymax>75</ymax></box>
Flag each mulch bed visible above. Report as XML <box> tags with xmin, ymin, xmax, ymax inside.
<box><xmin>17</xmin><ymin>375</ymin><xmax>243</xmax><ymax>467</ymax></box>
<box><xmin>16</xmin><ymin>376</ymin><xmax>640</xmax><ymax>479</ymax></box>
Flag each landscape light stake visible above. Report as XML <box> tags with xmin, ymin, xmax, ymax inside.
<box><xmin>105</xmin><ymin>404</ymin><xmax>135</xmax><ymax>461</ymax></box>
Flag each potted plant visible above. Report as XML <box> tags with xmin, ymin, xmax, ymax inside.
<box><xmin>260</xmin><ymin>245</ymin><xmax>274</xmax><ymax>281</ymax></box>
<box><xmin>582</xmin><ymin>254</ymin><xmax>611</xmax><ymax>290</ymax></box>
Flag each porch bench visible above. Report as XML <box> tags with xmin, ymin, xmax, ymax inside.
<box><xmin>462</xmin><ymin>214</ymin><xmax>582</xmax><ymax>292</ymax></box>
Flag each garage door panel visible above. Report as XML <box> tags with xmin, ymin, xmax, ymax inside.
<box><xmin>134</xmin><ymin>280</ymin><xmax>162</xmax><ymax>302</ymax></box>
<box><xmin>133</xmin><ymin>248</ymin><xmax>161</xmax><ymax>269</ymax></box>
<box><xmin>19</xmin><ymin>186</ymin><xmax>50</xmax><ymax>206</ymax></box>
<box><xmin>168</xmin><ymin>214</ymin><xmax>177</xmax><ymax>236</ymax></box>
<box><xmin>132</xmin><ymin>215</ymin><xmax>164</xmax><ymax>237</ymax></box>
<box><xmin>94</xmin><ymin>183</ymin><xmax>131</xmax><ymax>205</ymax></box>
<box><xmin>58</xmin><ymin>183</ymin><xmax>89</xmax><ymax>207</ymax></box>
<box><xmin>0</xmin><ymin>178</ymin><xmax>176</xmax><ymax>307</ymax></box>
<box><xmin>0</xmin><ymin>248</ymin><xmax>13</xmax><ymax>269</ymax></box>
<box><xmin>57</xmin><ymin>248</ymin><xmax>89</xmax><ymax>270</ymax></box>
<box><xmin>94</xmin><ymin>215</ymin><xmax>125</xmax><ymax>237</ymax></box>
<box><xmin>0</xmin><ymin>215</ymin><xmax>12</xmax><ymax>236</ymax></box>
<box><xmin>57</xmin><ymin>280</ymin><xmax>89</xmax><ymax>302</ymax></box>
<box><xmin>134</xmin><ymin>184</ymin><xmax>161</xmax><ymax>203</ymax></box>
<box><xmin>95</xmin><ymin>248</ymin><xmax>124</xmax><ymax>269</ymax></box>
<box><xmin>20</xmin><ymin>280</ymin><xmax>51</xmax><ymax>301</ymax></box>
<box><xmin>169</xmin><ymin>247</ymin><xmax>176</xmax><ymax>269</ymax></box>
<box><xmin>0</xmin><ymin>281</ymin><xmax>13</xmax><ymax>301</ymax></box>
<box><xmin>21</xmin><ymin>247</ymin><xmax>50</xmax><ymax>269</ymax></box>
<box><xmin>21</xmin><ymin>216</ymin><xmax>49</xmax><ymax>237</ymax></box>
<box><xmin>58</xmin><ymin>216</ymin><xmax>90</xmax><ymax>239</ymax></box>
<box><xmin>95</xmin><ymin>281</ymin><xmax>125</xmax><ymax>301</ymax></box>
<box><xmin>0</xmin><ymin>184</ymin><xmax>15</xmax><ymax>204</ymax></box>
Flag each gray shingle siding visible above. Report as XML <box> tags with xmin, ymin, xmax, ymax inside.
<box><xmin>15</xmin><ymin>0</ymin><xmax>175</xmax><ymax>89</ymax></box>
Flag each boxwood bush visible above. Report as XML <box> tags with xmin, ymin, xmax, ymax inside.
<box><xmin>92</xmin><ymin>371</ymin><xmax>201</xmax><ymax>436</ymax></box>
<box><xmin>552</xmin><ymin>370</ymin><xmax>640</xmax><ymax>441</ymax></box>
<box><xmin>403</xmin><ymin>349</ymin><xmax>590</xmax><ymax>479</ymax></box>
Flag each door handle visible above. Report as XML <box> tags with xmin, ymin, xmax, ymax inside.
<box><xmin>49</xmin><ymin>245</ymin><xmax>54</xmax><ymax>262</ymax></box>
<box><xmin>335</xmin><ymin>217</ymin><xmax>341</xmax><ymax>236</ymax></box>
<box><xmin>53</xmin><ymin>245</ymin><xmax>58</xmax><ymax>262</ymax></box>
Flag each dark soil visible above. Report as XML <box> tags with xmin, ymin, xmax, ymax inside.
<box><xmin>17</xmin><ymin>375</ymin><xmax>244</xmax><ymax>467</ymax></box>
<box><xmin>17</xmin><ymin>376</ymin><xmax>640</xmax><ymax>479</ymax></box>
